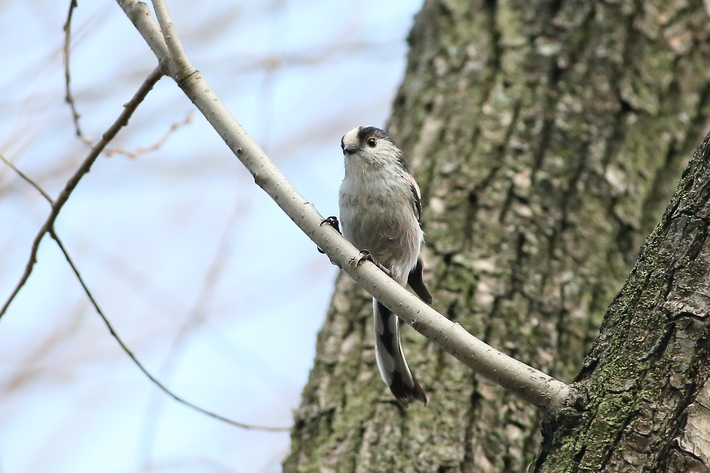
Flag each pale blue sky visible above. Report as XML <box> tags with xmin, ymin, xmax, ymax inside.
<box><xmin>0</xmin><ymin>0</ymin><xmax>424</xmax><ymax>472</ymax></box>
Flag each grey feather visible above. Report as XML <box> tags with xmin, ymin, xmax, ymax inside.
<box><xmin>338</xmin><ymin>125</ymin><xmax>431</xmax><ymax>406</ymax></box>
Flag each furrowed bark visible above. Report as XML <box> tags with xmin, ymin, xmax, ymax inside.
<box><xmin>285</xmin><ymin>0</ymin><xmax>710</xmax><ymax>471</ymax></box>
<box><xmin>535</xmin><ymin>134</ymin><xmax>710</xmax><ymax>472</ymax></box>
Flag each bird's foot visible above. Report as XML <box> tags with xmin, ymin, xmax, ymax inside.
<box><xmin>318</xmin><ymin>216</ymin><xmax>341</xmax><ymax>254</ymax></box>
<box><xmin>355</xmin><ymin>250</ymin><xmax>391</xmax><ymax>277</ymax></box>
<box><xmin>320</xmin><ymin>216</ymin><xmax>340</xmax><ymax>233</ymax></box>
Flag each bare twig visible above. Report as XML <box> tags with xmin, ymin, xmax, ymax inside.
<box><xmin>104</xmin><ymin>111</ymin><xmax>193</xmax><ymax>158</ymax></box>
<box><xmin>63</xmin><ymin>0</ymin><xmax>92</xmax><ymax>145</ymax></box>
<box><xmin>118</xmin><ymin>0</ymin><xmax>572</xmax><ymax>409</ymax></box>
<box><xmin>151</xmin><ymin>0</ymin><xmax>193</xmax><ymax>80</ymax></box>
<box><xmin>0</xmin><ymin>154</ymin><xmax>288</xmax><ymax>432</ymax></box>
<box><xmin>48</xmin><ymin>231</ymin><xmax>288</xmax><ymax>432</ymax></box>
<box><xmin>0</xmin><ymin>153</ymin><xmax>54</xmax><ymax>204</ymax></box>
<box><xmin>0</xmin><ymin>67</ymin><xmax>164</xmax><ymax>320</ymax></box>
<box><xmin>121</xmin><ymin>0</ymin><xmax>170</xmax><ymax>67</ymax></box>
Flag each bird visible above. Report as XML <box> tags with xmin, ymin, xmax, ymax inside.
<box><xmin>334</xmin><ymin>125</ymin><xmax>432</xmax><ymax>406</ymax></box>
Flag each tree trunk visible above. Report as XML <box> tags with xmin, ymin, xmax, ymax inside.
<box><xmin>535</xmin><ymin>131</ymin><xmax>710</xmax><ymax>472</ymax></box>
<box><xmin>284</xmin><ymin>0</ymin><xmax>710</xmax><ymax>471</ymax></box>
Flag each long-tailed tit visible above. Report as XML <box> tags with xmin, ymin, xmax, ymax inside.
<box><xmin>335</xmin><ymin>125</ymin><xmax>432</xmax><ymax>406</ymax></box>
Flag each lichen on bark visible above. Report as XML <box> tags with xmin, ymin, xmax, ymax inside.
<box><xmin>536</xmin><ymin>133</ymin><xmax>710</xmax><ymax>472</ymax></box>
<box><xmin>284</xmin><ymin>0</ymin><xmax>710</xmax><ymax>471</ymax></box>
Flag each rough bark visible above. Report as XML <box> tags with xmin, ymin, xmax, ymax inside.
<box><xmin>535</xmin><ymin>135</ymin><xmax>710</xmax><ymax>472</ymax></box>
<box><xmin>284</xmin><ymin>0</ymin><xmax>710</xmax><ymax>471</ymax></box>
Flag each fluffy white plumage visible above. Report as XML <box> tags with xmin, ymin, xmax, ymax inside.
<box><xmin>338</xmin><ymin>125</ymin><xmax>430</xmax><ymax>406</ymax></box>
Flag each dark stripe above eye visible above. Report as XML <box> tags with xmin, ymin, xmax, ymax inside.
<box><xmin>357</xmin><ymin>126</ymin><xmax>392</xmax><ymax>144</ymax></box>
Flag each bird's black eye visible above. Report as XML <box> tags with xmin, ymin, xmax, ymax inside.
<box><xmin>367</xmin><ymin>137</ymin><xmax>377</xmax><ymax>148</ymax></box>
<box><xmin>340</xmin><ymin>138</ymin><xmax>345</xmax><ymax>150</ymax></box>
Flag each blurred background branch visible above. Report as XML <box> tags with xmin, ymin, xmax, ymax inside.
<box><xmin>2</xmin><ymin>48</ymin><xmax>287</xmax><ymax>432</ymax></box>
<box><xmin>62</xmin><ymin>0</ymin><xmax>92</xmax><ymax>145</ymax></box>
<box><xmin>0</xmin><ymin>67</ymin><xmax>164</xmax><ymax>320</ymax></box>
<box><xmin>0</xmin><ymin>0</ymin><xmax>424</xmax><ymax>471</ymax></box>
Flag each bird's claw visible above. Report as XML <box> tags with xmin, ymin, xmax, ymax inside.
<box><xmin>355</xmin><ymin>249</ymin><xmax>373</xmax><ymax>266</ymax></box>
<box><xmin>356</xmin><ymin>250</ymin><xmax>391</xmax><ymax>277</ymax></box>
<box><xmin>318</xmin><ymin>216</ymin><xmax>341</xmax><ymax>254</ymax></box>
<box><xmin>320</xmin><ymin>216</ymin><xmax>340</xmax><ymax>233</ymax></box>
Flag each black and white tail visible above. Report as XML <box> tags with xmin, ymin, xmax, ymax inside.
<box><xmin>373</xmin><ymin>300</ymin><xmax>427</xmax><ymax>406</ymax></box>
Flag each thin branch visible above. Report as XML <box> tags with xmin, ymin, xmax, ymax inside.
<box><xmin>151</xmin><ymin>0</ymin><xmax>193</xmax><ymax>80</ymax></box>
<box><xmin>0</xmin><ymin>153</ymin><xmax>54</xmax><ymax>204</ymax></box>
<box><xmin>0</xmin><ymin>152</ymin><xmax>286</xmax><ymax>433</ymax></box>
<box><xmin>118</xmin><ymin>0</ymin><xmax>572</xmax><ymax>409</ymax></box>
<box><xmin>0</xmin><ymin>67</ymin><xmax>164</xmax><ymax>320</ymax></box>
<box><xmin>104</xmin><ymin>111</ymin><xmax>193</xmax><ymax>158</ymax></box>
<box><xmin>63</xmin><ymin>0</ymin><xmax>92</xmax><ymax>145</ymax></box>
<box><xmin>48</xmin><ymin>231</ymin><xmax>289</xmax><ymax>432</ymax></box>
<box><xmin>121</xmin><ymin>0</ymin><xmax>170</xmax><ymax>68</ymax></box>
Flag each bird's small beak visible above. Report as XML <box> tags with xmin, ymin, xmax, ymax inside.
<box><xmin>343</xmin><ymin>144</ymin><xmax>358</xmax><ymax>155</ymax></box>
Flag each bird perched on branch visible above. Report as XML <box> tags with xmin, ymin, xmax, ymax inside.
<box><xmin>330</xmin><ymin>125</ymin><xmax>432</xmax><ymax>406</ymax></box>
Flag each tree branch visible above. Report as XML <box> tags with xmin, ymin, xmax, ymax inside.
<box><xmin>62</xmin><ymin>0</ymin><xmax>92</xmax><ymax>145</ymax></box>
<box><xmin>48</xmin><ymin>231</ymin><xmax>289</xmax><ymax>432</ymax></box>
<box><xmin>151</xmin><ymin>0</ymin><xmax>193</xmax><ymax>81</ymax></box>
<box><xmin>0</xmin><ymin>67</ymin><xmax>164</xmax><ymax>320</ymax></box>
<box><xmin>104</xmin><ymin>111</ymin><xmax>193</xmax><ymax>158</ymax></box>
<box><xmin>117</xmin><ymin>0</ymin><xmax>572</xmax><ymax>409</ymax></box>
<box><xmin>120</xmin><ymin>0</ymin><xmax>170</xmax><ymax>69</ymax></box>
<box><xmin>0</xmin><ymin>153</ymin><xmax>54</xmax><ymax>204</ymax></box>
<box><xmin>0</xmin><ymin>150</ymin><xmax>288</xmax><ymax>433</ymax></box>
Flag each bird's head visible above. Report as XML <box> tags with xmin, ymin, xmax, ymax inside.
<box><xmin>340</xmin><ymin>126</ymin><xmax>403</xmax><ymax>167</ymax></box>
